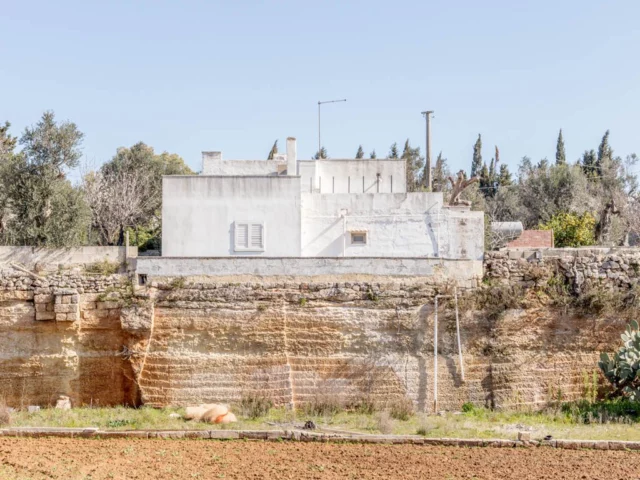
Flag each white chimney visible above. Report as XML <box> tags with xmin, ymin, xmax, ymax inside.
<box><xmin>201</xmin><ymin>151</ymin><xmax>222</xmax><ymax>174</ymax></box>
<box><xmin>286</xmin><ymin>138</ymin><xmax>297</xmax><ymax>175</ymax></box>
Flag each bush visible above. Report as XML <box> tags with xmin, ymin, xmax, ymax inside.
<box><xmin>538</xmin><ymin>211</ymin><xmax>596</xmax><ymax>248</ymax></box>
<box><xmin>84</xmin><ymin>260</ymin><xmax>121</xmax><ymax>275</ymax></box>
<box><xmin>561</xmin><ymin>399</ymin><xmax>640</xmax><ymax>424</ymax></box>
<box><xmin>376</xmin><ymin>411</ymin><xmax>394</xmax><ymax>434</ymax></box>
<box><xmin>387</xmin><ymin>398</ymin><xmax>414</xmax><ymax>421</ymax></box>
<box><xmin>239</xmin><ymin>393</ymin><xmax>273</xmax><ymax>419</ymax></box>
<box><xmin>302</xmin><ymin>394</ymin><xmax>344</xmax><ymax>417</ymax></box>
<box><xmin>461</xmin><ymin>402</ymin><xmax>475</xmax><ymax>413</ymax></box>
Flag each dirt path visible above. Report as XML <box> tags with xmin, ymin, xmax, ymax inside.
<box><xmin>1</xmin><ymin>437</ymin><xmax>640</xmax><ymax>479</ymax></box>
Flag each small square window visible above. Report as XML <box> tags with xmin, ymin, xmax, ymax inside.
<box><xmin>350</xmin><ymin>231</ymin><xmax>367</xmax><ymax>245</ymax></box>
<box><xmin>234</xmin><ymin>222</ymin><xmax>265</xmax><ymax>252</ymax></box>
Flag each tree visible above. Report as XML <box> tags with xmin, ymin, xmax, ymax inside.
<box><xmin>388</xmin><ymin>143</ymin><xmax>399</xmax><ymax>159</ymax></box>
<box><xmin>86</xmin><ymin>142</ymin><xmax>193</xmax><ymax>247</ymax></box>
<box><xmin>581</xmin><ymin>149</ymin><xmax>598</xmax><ymax>178</ymax></box>
<box><xmin>555</xmin><ymin>129</ymin><xmax>566</xmax><ymax>165</ymax></box>
<box><xmin>369</xmin><ymin>149</ymin><xmax>377</xmax><ymax>159</ymax></box>
<box><xmin>498</xmin><ymin>164</ymin><xmax>513</xmax><ymax>186</ymax></box>
<box><xmin>0</xmin><ymin>122</ymin><xmax>18</xmax><ymax>242</ymax></box>
<box><xmin>538</xmin><ymin>212</ymin><xmax>596</xmax><ymax>247</ymax></box>
<box><xmin>432</xmin><ymin>152</ymin><xmax>451</xmax><ymax>194</ymax></box>
<box><xmin>401</xmin><ymin>139</ymin><xmax>424</xmax><ymax>192</ymax></box>
<box><xmin>471</xmin><ymin>134</ymin><xmax>483</xmax><ymax>177</ymax></box>
<box><xmin>2</xmin><ymin>111</ymin><xmax>90</xmax><ymax>246</ymax></box>
<box><xmin>598</xmin><ymin>130</ymin><xmax>612</xmax><ymax>166</ymax></box>
<box><xmin>267</xmin><ymin>140</ymin><xmax>278</xmax><ymax>160</ymax></box>
<box><xmin>355</xmin><ymin>145</ymin><xmax>364</xmax><ymax>159</ymax></box>
<box><xmin>313</xmin><ymin>147</ymin><xmax>328</xmax><ymax>159</ymax></box>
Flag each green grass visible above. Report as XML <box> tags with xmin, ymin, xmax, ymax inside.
<box><xmin>5</xmin><ymin>404</ymin><xmax>640</xmax><ymax>441</ymax></box>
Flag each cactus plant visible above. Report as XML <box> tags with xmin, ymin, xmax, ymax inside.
<box><xmin>599</xmin><ymin>320</ymin><xmax>640</xmax><ymax>401</ymax></box>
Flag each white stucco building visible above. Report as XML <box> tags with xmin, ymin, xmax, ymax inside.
<box><xmin>162</xmin><ymin>138</ymin><xmax>484</xmax><ymax>259</ymax></box>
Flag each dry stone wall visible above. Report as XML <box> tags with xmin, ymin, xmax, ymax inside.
<box><xmin>1</xmin><ymin>250</ymin><xmax>637</xmax><ymax>412</ymax></box>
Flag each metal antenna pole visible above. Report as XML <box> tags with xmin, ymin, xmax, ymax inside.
<box><xmin>317</xmin><ymin>99</ymin><xmax>347</xmax><ymax>157</ymax></box>
<box><xmin>421</xmin><ymin>110</ymin><xmax>434</xmax><ymax>191</ymax></box>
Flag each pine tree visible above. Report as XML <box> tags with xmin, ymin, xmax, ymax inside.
<box><xmin>555</xmin><ymin>129</ymin><xmax>566</xmax><ymax>165</ymax></box>
<box><xmin>498</xmin><ymin>164</ymin><xmax>513</xmax><ymax>186</ymax></box>
<box><xmin>369</xmin><ymin>150</ymin><xmax>377</xmax><ymax>159</ymax></box>
<box><xmin>313</xmin><ymin>147</ymin><xmax>328</xmax><ymax>159</ymax></box>
<box><xmin>479</xmin><ymin>162</ymin><xmax>490</xmax><ymax>192</ymax></box>
<box><xmin>597</xmin><ymin>130</ymin><xmax>612</xmax><ymax>175</ymax></box>
<box><xmin>581</xmin><ymin>149</ymin><xmax>598</xmax><ymax>178</ymax></box>
<box><xmin>0</xmin><ymin>122</ymin><xmax>17</xmax><ymax>156</ymax></box>
<box><xmin>432</xmin><ymin>151</ymin><xmax>451</xmax><ymax>193</ymax></box>
<box><xmin>356</xmin><ymin>145</ymin><xmax>364</xmax><ymax>159</ymax></box>
<box><xmin>267</xmin><ymin>140</ymin><xmax>278</xmax><ymax>160</ymax></box>
<box><xmin>471</xmin><ymin>134</ymin><xmax>482</xmax><ymax>177</ymax></box>
<box><xmin>401</xmin><ymin>139</ymin><xmax>424</xmax><ymax>192</ymax></box>
<box><xmin>388</xmin><ymin>143</ymin><xmax>399</xmax><ymax>159</ymax></box>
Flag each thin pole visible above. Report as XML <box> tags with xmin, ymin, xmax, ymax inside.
<box><xmin>422</xmin><ymin>110</ymin><xmax>434</xmax><ymax>191</ymax></box>
<box><xmin>434</xmin><ymin>296</ymin><xmax>438</xmax><ymax>414</ymax></box>
<box><xmin>317</xmin><ymin>99</ymin><xmax>346</xmax><ymax>156</ymax></box>
<box><xmin>454</xmin><ymin>287</ymin><xmax>465</xmax><ymax>382</ymax></box>
<box><xmin>318</xmin><ymin>102</ymin><xmax>321</xmax><ymax>155</ymax></box>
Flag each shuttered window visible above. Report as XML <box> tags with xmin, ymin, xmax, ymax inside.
<box><xmin>234</xmin><ymin>222</ymin><xmax>265</xmax><ymax>252</ymax></box>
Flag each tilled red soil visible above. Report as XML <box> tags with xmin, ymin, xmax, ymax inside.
<box><xmin>1</xmin><ymin>437</ymin><xmax>640</xmax><ymax>479</ymax></box>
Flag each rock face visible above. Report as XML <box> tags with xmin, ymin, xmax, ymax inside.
<box><xmin>0</xmin><ymin>254</ymin><xmax>636</xmax><ymax>411</ymax></box>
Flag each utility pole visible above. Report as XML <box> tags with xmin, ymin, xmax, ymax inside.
<box><xmin>422</xmin><ymin>110</ymin><xmax>434</xmax><ymax>191</ymax></box>
<box><xmin>318</xmin><ymin>99</ymin><xmax>347</xmax><ymax>156</ymax></box>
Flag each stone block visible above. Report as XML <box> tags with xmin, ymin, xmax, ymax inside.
<box><xmin>35</xmin><ymin>303</ymin><xmax>49</xmax><ymax>312</ymax></box>
<box><xmin>54</xmin><ymin>304</ymin><xmax>77</xmax><ymax>314</ymax></box>
<box><xmin>97</xmin><ymin>301</ymin><xmax>120</xmax><ymax>310</ymax></box>
<box><xmin>35</xmin><ymin>312</ymin><xmax>55</xmax><ymax>321</ymax></box>
<box><xmin>517</xmin><ymin>431</ymin><xmax>531</xmax><ymax>442</ymax></box>
<box><xmin>62</xmin><ymin>296</ymin><xmax>71</xmax><ymax>304</ymax></box>
<box><xmin>34</xmin><ymin>294</ymin><xmax>53</xmax><ymax>304</ymax></box>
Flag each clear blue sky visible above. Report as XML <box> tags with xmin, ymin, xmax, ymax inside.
<box><xmin>2</xmin><ymin>0</ymin><xmax>639</xmax><ymax>178</ymax></box>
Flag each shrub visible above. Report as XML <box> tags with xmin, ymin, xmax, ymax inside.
<box><xmin>84</xmin><ymin>260</ymin><xmax>121</xmax><ymax>275</ymax></box>
<box><xmin>538</xmin><ymin>211</ymin><xmax>596</xmax><ymax>248</ymax></box>
<box><xmin>561</xmin><ymin>398</ymin><xmax>640</xmax><ymax>424</ymax></box>
<box><xmin>387</xmin><ymin>397</ymin><xmax>414</xmax><ymax>421</ymax></box>
<box><xmin>461</xmin><ymin>402</ymin><xmax>475</xmax><ymax>413</ymax></box>
<box><xmin>298</xmin><ymin>297</ymin><xmax>307</xmax><ymax>307</ymax></box>
<box><xmin>599</xmin><ymin>320</ymin><xmax>640</xmax><ymax>401</ymax></box>
<box><xmin>302</xmin><ymin>394</ymin><xmax>344</xmax><ymax>417</ymax></box>
<box><xmin>239</xmin><ymin>393</ymin><xmax>273</xmax><ymax>419</ymax></box>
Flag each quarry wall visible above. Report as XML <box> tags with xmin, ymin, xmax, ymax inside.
<box><xmin>1</xmin><ymin>247</ymin><xmax>638</xmax><ymax>412</ymax></box>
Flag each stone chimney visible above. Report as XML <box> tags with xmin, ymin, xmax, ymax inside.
<box><xmin>201</xmin><ymin>151</ymin><xmax>222</xmax><ymax>174</ymax></box>
<box><xmin>286</xmin><ymin>138</ymin><xmax>297</xmax><ymax>175</ymax></box>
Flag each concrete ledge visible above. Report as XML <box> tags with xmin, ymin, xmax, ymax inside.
<box><xmin>1</xmin><ymin>429</ymin><xmax>639</xmax><ymax>450</ymax></box>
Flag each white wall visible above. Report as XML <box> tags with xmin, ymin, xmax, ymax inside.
<box><xmin>301</xmin><ymin>193</ymin><xmax>443</xmax><ymax>257</ymax></box>
<box><xmin>298</xmin><ymin>159</ymin><xmax>406</xmax><ymax>194</ymax></box>
<box><xmin>202</xmin><ymin>159</ymin><xmax>285</xmax><ymax>176</ymax></box>
<box><xmin>162</xmin><ymin>176</ymin><xmax>301</xmax><ymax>257</ymax></box>
<box><xmin>300</xmin><ymin>193</ymin><xmax>484</xmax><ymax>259</ymax></box>
<box><xmin>136</xmin><ymin>256</ymin><xmax>483</xmax><ymax>288</ymax></box>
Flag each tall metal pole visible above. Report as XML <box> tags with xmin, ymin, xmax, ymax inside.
<box><xmin>422</xmin><ymin>110</ymin><xmax>434</xmax><ymax>191</ymax></box>
<box><xmin>317</xmin><ymin>99</ymin><xmax>347</xmax><ymax>157</ymax></box>
<box><xmin>318</xmin><ymin>102</ymin><xmax>321</xmax><ymax>155</ymax></box>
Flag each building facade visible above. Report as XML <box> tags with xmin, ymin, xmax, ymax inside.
<box><xmin>162</xmin><ymin>138</ymin><xmax>484</xmax><ymax>259</ymax></box>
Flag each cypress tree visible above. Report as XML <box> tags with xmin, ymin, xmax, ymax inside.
<box><xmin>267</xmin><ymin>140</ymin><xmax>278</xmax><ymax>160</ymax></box>
<box><xmin>355</xmin><ymin>145</ymin><xmax>364</xmax><ymax>159</ymax></box>
<box><xmin>369</xmin><ymin>149</ymin><xmax>377</xmax><ymax>159</ymax></box>
<box><xmin>388</xmin><ymin>143</ymin><xmax>399</xmax><ymax>158</ymax></box>
<box><xmin>471</xmin><ymin>134</ymin><xmax>482</xmax><ymax>177</ymax></box>
<box><xmin>498</xmin><ymin>164</ymin><xmax>513</xmax><ymax>186</ymax></box>
<box><xmin>555</xmin><ymin>129</ymin><xmax>566</xmax><ymax>165</ymax></box>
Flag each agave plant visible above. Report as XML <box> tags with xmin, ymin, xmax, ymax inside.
<box><xmin>599</xmin><ymin>320</ymin><xmax>640</xmax><ymax>401</ymax></box>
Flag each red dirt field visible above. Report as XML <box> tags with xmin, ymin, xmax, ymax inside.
<box><xmin>1</xmin><ymin>437</ymin><xmax>640</xmax><ymax>480</ymax></box>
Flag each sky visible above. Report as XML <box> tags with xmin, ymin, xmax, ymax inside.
<box><xmin>1</xmin><ymin>0</ymin><xmax>640</xmax><ymax>179</ymax></box>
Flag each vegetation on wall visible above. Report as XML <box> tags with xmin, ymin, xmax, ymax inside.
<box><xmin>599</xmin><ymin>320</ymin><xmax>640</xmax><ymax>401</ymax></box>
